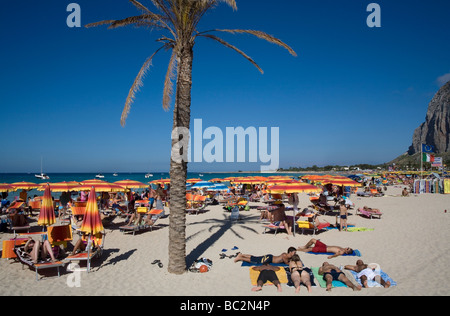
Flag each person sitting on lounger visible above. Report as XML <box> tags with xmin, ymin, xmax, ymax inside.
<box><xmin>251</xmin><ymin>264</ymin><xmax>282</xmax><ymax>292</ymax></box>
<box><xmin>24</xmin><ymin>237</ymin><xmax>58</xmax><ymax>264</ymax></box>
<box><xmin>234</xmin><ymin>247</ymin><xmax>297</xmax><ymax>265</ymax></box>
<box><xmin>71</xmin><ymin>232</ymin><xmax>102</xmax><ymax>255</ymax></box>
<box><xmin>297</xmin><ymin>238</ymin><xmax>354</xmax><ymax>259</ymax></box>
<box><xmin>344</xmin><ymin>260</ymin><xmax>391</xmax><ymax>288</ymax></box>
<box><xmin>289</xmin><ymin>254</ymin><xmax>312</xmax><ymax>293</ymax></box>
<box><xmin>319</xmin><ymin>262</ymin><xmax>361</xmax><ymax>292</ymax></box>
<box><xmin>271</xmin><ymin>202</ymin><xmax>292</xmax><ymax>235</ymax></box>
<box><xmin>125</xmin><ymin>210</ymin><xmax>156</xmax><ymax>227</ymax></box>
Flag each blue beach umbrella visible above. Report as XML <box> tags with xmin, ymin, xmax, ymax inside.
<box><xmin>191</xmin><ymin>181</ymin><xmax>214</xmax><ymax>189</ymax></box>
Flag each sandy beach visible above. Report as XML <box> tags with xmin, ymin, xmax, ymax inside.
<box><xmin>1</xmin><ymin>186</ymin><xmax>449</xmax><ymax>297</ymax></box>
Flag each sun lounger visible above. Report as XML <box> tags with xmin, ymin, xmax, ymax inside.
<box><xmin>263</xmin><ymin>223</ymin><xmax>286</xmax><ymax>235</ymax></box>
<box><xmin>357</xmin><ymin>207</ymin><xmax>382</xmax><ymax>219</ymax></box>
<box><xmin>119</xmin><ymin>209</ymin><xmax>163</xmax><ymax>235</ymax></box>
<box><xmin>13</xmin><ymin>247</ymin><xmax>64</xmax><ymax>281</ymax></box>
<box><xmin>63</xmin><ymin>232</ymin><xmax>105</xmax><ymax>273</ymax></box>
<box><xmin>296</xmin><ymin>219</ymin><xmax>330</xmax><ymax>235</ymax></box>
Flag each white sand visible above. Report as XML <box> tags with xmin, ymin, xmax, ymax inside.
<box><xmin>1</xmin><ymin>186</ymin><xmax>450</xmax><ymax>296</ymax></box>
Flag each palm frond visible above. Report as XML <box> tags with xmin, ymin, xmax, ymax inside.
<box><xmin>162</xmin><ymin>49</ymin><xmax>177</xmax><ymax>111</ymax></box>
<box><xmin>201</xmin><ymin>29</ymin><xmax>297</xmax><ymax>57</ymax></box>
<box><xmin>85</xmin><ymin>20</ymin><xmax>117</xmax><ymax>28</ymax></box>
<box><xmin>199</xmin><ymin>34</ymin><xmax>263</xmax><ymax>74</ymax></box>
<box><xmin>129</xmin><ymin>0</ymin><xmax>152</xmax><ymax>13</ymax></box>
<box><xmin>120</xmin><ymin>46</ymin><xmax>165</xmax><ymax>127</ymax></box>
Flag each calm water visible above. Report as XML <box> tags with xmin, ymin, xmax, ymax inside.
<box><xmin>0</xmin><ymin>172</ymin><xmax>305</xmax><ymax>200</ymax></box>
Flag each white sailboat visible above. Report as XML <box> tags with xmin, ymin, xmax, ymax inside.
<box><xmin>35</xmin><ymin>157</ymin><xmax>50</xmax><ymax>180</ymax></box>
<box><xmin>145</xmin><ymin>173</ymin><xmax>153</xmax><ymax>178</ymax></box>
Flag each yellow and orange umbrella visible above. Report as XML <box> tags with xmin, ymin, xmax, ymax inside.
<box><xmin>186</xmin><ymin>178</ymin><xmax>202</xmax><ymax>184</ymax></box>
<box><xmin>268</xmin><ymin>182</ymin><xmax>321</xmax><ymax>194</ymax></box>
<box><xmin>321</xmin><ymin>179</ymin><xmax>362</xmax><ymax>187</ymax></box>
<box><xmin>75</xmin><ymin>182</ymin><xmax>126</xmax><ymax>192</ymax></box>
<box><xmin>10</xmin><ymin>181</ymin><xmax>39</xmax><ymax>190</ymax></box>
<box><xmin>37</xmin><ymin>184</ymin><xmax>56</xmax><ymax>227</ymax></box>
<box><xmin>80</xmin><ymin>186</ymin><xmax>104</xmax><ymax>236</ymax></box>
<box><xmin>0</xmin><ymin>183</ymin><xmax>16</xmax><ymax>192</ymax></box>
<box><xmin>37</xmin><ymin>181</ymin><xmax>80</xmax><ymax>192</ymax></box>
<box><xmin>150</xmin><ymin>179</ymin><xmax>171</xmax><ymax>185</ymax></box>
<box><xmin>114</xmin><ymin>179</ymin><xmax>148</xmax><ymax>189</ymax></box>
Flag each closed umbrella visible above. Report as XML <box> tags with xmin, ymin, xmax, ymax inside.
<box><xmin>37</xmin><ymin>184</ymin><xmax>56</xmax><ymax>228</ymax></box>
<box><xmin>80</xmin><ymin>186</ymin><xmax>104</xmax><ymax>236</ymax></box>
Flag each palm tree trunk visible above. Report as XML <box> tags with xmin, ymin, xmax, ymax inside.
<box><xmin>168</xmin><ymin>44</ymin><xmax>193</xmax><ymax>274</ymax></box>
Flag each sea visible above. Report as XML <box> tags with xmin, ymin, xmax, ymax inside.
<box><xmin>0</xmin><ymin>172</ymin><xmax>306</xmax><ymax>200</ymax></box>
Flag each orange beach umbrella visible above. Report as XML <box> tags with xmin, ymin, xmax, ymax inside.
<box><xmin>37</xmin><ymin>181</ymin><xmax>80</xmax><ymax>192</ymax></box>
<box><xmin>80</xmin><ymin>186</ymin><xmax>104</xmax><ymax>236</ymax></box>
<box><xmin>75</xmin><ymin>182</ymin><xmax>126</xmax><ymax>192</ymax></box>
<box><xmin>268</xmin><ymin>182</ymin><xmax>321</xmax><ymax>194</ymax></box>
<box><xmin>10</xmin><ymin>181</ymin><xmax>39</xmax><ymax>190</ymax></box>
<box><xmin>37</xmin><ymin>184</ymin><xmax>56</xmax><ymax>227</ymax></box>
<box><xmin>114</xmin><ymin>179</ymin><xmax>148</xmax><ymax>189</ymax></box>
<box><xmin>0</xmin><ymin>183</ymin><xmax>16</xmax><ymax>192</ymax></box>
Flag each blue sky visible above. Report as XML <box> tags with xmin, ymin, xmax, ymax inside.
<box><xmin>1</xmin><ymin>0</ymin><xmax>449</xmax><ymax>173</ymax></box>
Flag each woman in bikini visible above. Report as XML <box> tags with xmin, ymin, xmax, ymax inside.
<box><xmin>289</xmin><ymin>254</ymin><xmax>312</xmax><ymax>293</ymax></box>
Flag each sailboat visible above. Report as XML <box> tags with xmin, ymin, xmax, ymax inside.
<box><xmin>35</xmin><ymin>157</ymin><xmax>50</xmax><ymax>180</ymax></box>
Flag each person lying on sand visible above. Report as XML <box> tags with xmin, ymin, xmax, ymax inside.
<box><xmin>234</xmin><ymin>247</ymin><xmax>296</xmax><ymax>265</ymax></box>
<box><xmin>251</xmin><ymin>264</ymin><xmax>282</xmax><ymax>292</ymax></box>
<box><xmin>297</xmin><ymin>238</ymin><xmax>354</xmax><ymax>259</ymax></box>
<box><xmin>344</xmin><ymin>260</ymin><xmax>391</xmax><ymax>288</ymax></box>
<box><xmin>319</xmin><ymin>262</ymin><xmax>361</xmax><ymax>292</ymax></box>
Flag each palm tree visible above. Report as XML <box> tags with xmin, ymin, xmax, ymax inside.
<box><xmin>86</xmin><ymin>0</ymin><xmax>296</xmax><ymax>274</ymax></box>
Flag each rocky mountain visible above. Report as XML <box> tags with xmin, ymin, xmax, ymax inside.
<box><xmin>408</xmin><ymin>81</ymin><xmax>450</xmax><ymax>155</ymax></box>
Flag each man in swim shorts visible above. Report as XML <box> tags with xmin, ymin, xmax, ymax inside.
<box><xmin>344</xmin><ymin>260</ymin><xmax>391</xmax><ymax>288</ymax></box>
<box><xmin>297</xmin><ymin>238</ymin><xmax>354</xmax><ymax>259</ymax></box>
<box><xmin>251</xmin><ymin>264</ymin><xmax>282</xmax><ymax>292</ymax></box>
<box><xmin>234</xmin><ymin>247</ymin><xmax>296</xmax><ymax>265</ymax></box>
<box><xmin>319</xmin><ymin>262</ymin><xmax>361</xmax><ymax>292</ymax></box>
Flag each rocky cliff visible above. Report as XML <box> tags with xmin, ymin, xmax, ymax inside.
<box><xmin>408</xmin><ymin>81</ymin><xmax>450</xmax><ymax>155</ymax></box>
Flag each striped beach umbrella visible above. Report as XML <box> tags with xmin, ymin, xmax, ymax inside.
<box><xmin>37</xmin><ymin>181</ymin><xmax>80</xmax><ymax>192</ymax></box>
<box><xmin>0</xmin><ymin>183</ymin><xmax>16</xmax><ymax>192</ymax></box>
<box><xmin>268</xmin><ymin>182</ymin><xmax>321</xmax><ymax>194</ymax></box>
<box><xmin>75</xmin><ymin>182</ymin><xmax>126</xmax><ymax>192</ymax></box>
<box><xmin>10</xmin><ymin>181</ymin><xmax>39</xmax><ymax>190</ymax></box>
<box><xmin>37</xmin><ymin>184</ymin><xmax>56</xmax><ymax>227</ymax></box>
<box><xmin>80</xmin><ymin>186</ymin><xmax>104</xmax><ymax>236</ymax></box>
<box><xmin>114</xmin><ymin>179</ymin><xmax>148</xmax><ymax>189</ymax></box>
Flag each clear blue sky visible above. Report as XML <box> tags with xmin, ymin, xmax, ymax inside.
<box><xmin>1</xmin><ymin>0</ymin><xmax>449</xmax><ymax>173</ymax></box>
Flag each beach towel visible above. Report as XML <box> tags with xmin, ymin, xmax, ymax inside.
<box><xmin>249</xmin><ymin>267</ymin><xmax>288</xmax><ymax>286</ymax></box>
<box><xmin>346</xmin><ymin>227</ymin><xmax>374</xmax><ymax>232</ymax></box>
<box><xmin>311</xmin><ymin>267</ymin><xmax>347</xmax><ymax>288</ymax></box>
<box><xmin>307</xmin><ymin>249</ymin><xmax>361</xmax><ymax>257</ymax></box>
<box><xmin>348</xmin><ymin>269</ymin><xmax>397</xmax><ymax>287</ymax></box>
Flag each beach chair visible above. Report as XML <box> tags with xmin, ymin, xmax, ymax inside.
<box><xmin>263</xmin><ymin>223</ymin><xmax>286</xmax><ymax>235</ymax></box>
<box><xmin>296</xmin><ymin>216</ymin><xmax>330</xmax><ymax>235</ymax></box>
<box><xmin>13</xmin><ymin>241</ymin><xmax>65</xmax><ymax>281</ymax></box>
<box><xmin>119</xmin><ymin>209</ymin><xmax>163</xmax><ymax>235</ymax></box>
<box><xmin>64</xmin><ymin>232</ymin><xmax>105</xmax><ymax>273</ymax></box>
<box><xmin>186</xmin><ymin>195</ymin><xmax>207</xmax><ymax>215</ymax></box>
<box><xmin>47</xmin><ymin>225</ymin><xmax>73</xmax><ymax>249</ymax></box>
<box><xmin>29</xmin><ymin>200</ymin><xmax>41</xmax><ymax>214</ymax></box>
<box><xmin>357</xmin><ymin>207</ymin><xmax>382</xmax><ymax>219</ymax></box>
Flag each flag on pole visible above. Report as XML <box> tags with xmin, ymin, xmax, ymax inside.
<box><xmin>422</xmin><ymin>144</ymin><xmax>435</xmax><ymax>153</ymax></box>
<box><xmin>422</xmin><ymin>153</ymin><xmax>435</xmax><ymax>162</ymax></box>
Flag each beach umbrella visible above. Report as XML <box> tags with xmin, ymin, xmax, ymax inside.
<box><xmin>37</xmin><ymin>181</ymin><xmax>80</xmax><ymax>192</ymax></box>
<box><xmin>186</xmin><ymin>178</ymin><xmax>202</xmax><ymax>184</ymax></box>
<box><xmin>322</xmin><ymin>179</ymin><xmax>362</xmax><ymax>187</ymax></box>
<box><xmin>80</xmin><ymin>186</ymin><xmax>104</xmax><ymax>236</ymax></box>
<box><xmin>81</xmin><ymin>179</ymin><xmax>108</xmax><ymax>184</ymax></box>
<box><xmin>114</xmin><ymin>179</ymin><xmax>148</xmax><ymax>189</ymax></box>
<box><xmin>150</xmin><ymin>179</ymin><xmax>171</xmax><ymax>185</ymax></box>
<box><xmin>191</xmin><ymin>181</ymin><xmax>214</xmax><ymax>189</ymax></box>
<box><xmin>75</xmin><ymin>182</ymin><xmax>127</xmax><ymax>192</ymax></box>
<box><xmin>0</xmin><ymin>183</ymin><xmax>16</xmax><ymax>192</ymax></box>
<box><xmin>207</xmin><ymin>183</ymin><xmax>229</xmax><ymax>191</ymax></box>
<box><xmin>10</xmin><ymin>181</ymin><xmax>39</xmax><ymax>190</ymax></box>
<box><xmin>267</xmin><ymin>182</ymin><xmax>321</xmax><ymax>194</ymax></box>
<box><xmin>37</xmin><ymin>184</ymin><xmax>56</xmax><ymax>228</ymax></box>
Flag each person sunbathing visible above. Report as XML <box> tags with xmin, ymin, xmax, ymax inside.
<box><xmin>319</xmin><ymin>262</ymin><xmax>361</xmax><ymax>292</ymax></box>
<box><xmin>251</xmin><ymin>264</ymin><xmax>282</xmax><ymax>292</ymax></box>
<box><xmin>234</xmin><ymin>247</ymin><xmax>296</xmax><ymax>265</ymax></box>
<box><xmin>362</xmin><ymin>206</ymin><xmax>381</xmax><ymax>214</ymax></box>
<box><xmin>297</xmin><ymin>238</ymin><xmax>354</xmax><ymax>259</ymax></box>
<box><xmin>344</xmin><ymin>260</ymin><xmax>391</xmax><ymax>288</ymax></box>
<box><xmin>289</xmin><ymin>254</ymin><xmax>312</xmax><ymax>293</ymax></box>
<box><xmin>24</xmin><ymin>237</ymin><xmax>58</xmax><ymax>263</ymax></box>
